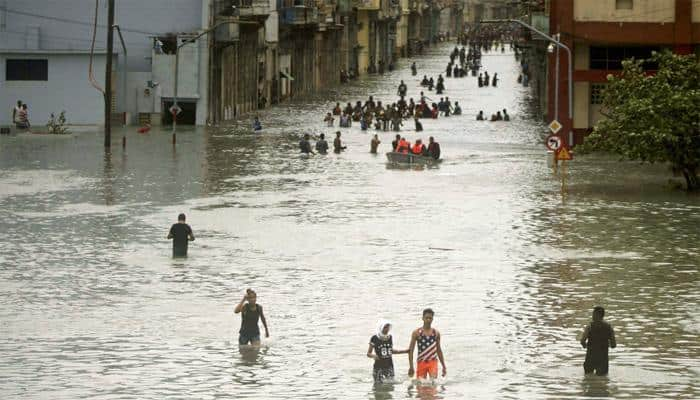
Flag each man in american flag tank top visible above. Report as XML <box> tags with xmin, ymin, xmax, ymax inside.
<box><xmin>408</xmin><ymin>308</ymin><xmax>446</xmax><ymax>379</ymax></box>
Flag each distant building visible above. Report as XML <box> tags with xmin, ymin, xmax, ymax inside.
<box><xmin>0</xmin><ymin>0</ymin><xmax>209</xmax><ymax>126</ymax></box>
<box><xmin>548</xmin><ymin>0</ymin><xmax>700</xmax><ymax>145</ymax></box>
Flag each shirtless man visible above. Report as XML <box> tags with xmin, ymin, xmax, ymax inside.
<box><xmin>408</xmin><ymin>308</ymin><xmax>446</xmax><ymax>379</ymax></box>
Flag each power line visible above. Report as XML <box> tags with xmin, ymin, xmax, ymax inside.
<box><xmin>0</xmin><ymin>6</ymin><xmax>162</xmax><ymax>36</ymax></box>
<box><xmin>1</xmin><ymin>28</ymin><xmax>151</xmax><ymax>49</ymax></box>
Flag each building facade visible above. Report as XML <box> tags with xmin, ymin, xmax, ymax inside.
<box><xmin>1</xmin><ymin>0</ymin><xmax>465</xmax><ymax>127</ymax></box>
<box><xmin>548</xmin><ymin>0</ymin><xmax>700</xmax><ymax>146</ymax></box>
<box><xmin>0</xmin><ymin>0</ymin><xmax>209</xmax><ymax>126</ymax></box>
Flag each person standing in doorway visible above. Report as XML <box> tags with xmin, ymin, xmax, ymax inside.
<box><xmin>580</xmin><ymin>306</ymin><xmax>616</xmax><ymax>376</ymax></box>
<box><xmin>235</xmin><ymin>289</ymin><xmax>270</xmax><ymax>346</ymax></box>
<box><xmin>167</xmin><ymin>213</ymin><xmax>194</xmax><ymax>257</ymax></box>
<box><xmin>408</xmin><ymin>308</ymin><xmax>446</xmax><ymax>379</ymax></box>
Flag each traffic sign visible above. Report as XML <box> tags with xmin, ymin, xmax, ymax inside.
<box><xmin>556</xmin><ymin>146</ymin><xmax>573</xmax><ymax>161</ymax></box>
<box><xmin>546</xmin><ymin>135</ymin><xmax>562</xmax><ymax>151</ymax></box>
<box><xmin>169</xmin><ymin>105</ymin><xmax>182</xmax><ymax>115</ymax></box>
<box><xmin>548</xmin><ymin>120</ymin><xmax>562</xmax><ymax>134</ymax></box>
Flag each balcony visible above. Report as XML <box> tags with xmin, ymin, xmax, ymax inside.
<box><xmin>354</xmin><ymin>0</ymin><xmax>380</xmax><ymax>11</ymax></box>
<box><xmin>280</xmin><ymin>0</ymin><xmax>318</xmax><ymax>25</ymax></box>
<box><xmin>215</xmin><ymin>0</ymin><xmax>270</xmax><ymax>18</ymax></box>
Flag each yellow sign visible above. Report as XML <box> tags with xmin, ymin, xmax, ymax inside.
<box><xmin>548</xmin><ymin>120</ymin><xmax>562</xmax><ymax>134</ymax></box>
<box><xmin>556</xmin><ymin>147</ymin><xmax>573</xmax><ymax>161</ymax></box>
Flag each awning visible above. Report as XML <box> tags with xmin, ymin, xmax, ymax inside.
<box><xmin>280</xmin><ymin>70</ymin><xmax>295</xmax><ymax>81</ymax></box>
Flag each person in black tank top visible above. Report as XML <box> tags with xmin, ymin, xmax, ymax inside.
<box><xmin>580</xmin><ymin>306</ymin><xmax>616</xmax><ymax>375</ymax></box>
<box><xmin>366</xmin><ymin>320</ymin><xmax>408</xmax><ymax>383</ymax></box>
<box><xmin>234</xmin><ymin>289</ymin><xmax>270</xmax><ymax>345</ymax></box>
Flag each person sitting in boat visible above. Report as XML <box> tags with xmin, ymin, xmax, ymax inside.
<box><xmin>427</xmin><ymin>136</ymin><xmax>441</xmax><ymax>160</ymax></box>
<box><xmin>476</xmin><ymin>110</ymin><xmax>485</xmax><ymax>121</ymax></box>
<box><xmin>412</xmin><ymin>139</ymin><xmax>426</xmax><ymax>155</ymax></box>
<box><xmin>324</xmin><ymin>113</ymin><xmax>334</xmax><ymax>127</ymax></box>
<box><xmin>391</xmin><ymin>134</ymin><xmax>401</xmax><ymax>151</ymax></box>
<box><xmin>396</xmin><ymin>137</ymin><xmax>410</xmax><ymax>153</ymax></box>
<box><xmin>421</xmin><ymin>75</ymin><xmax>430</xmax><ymax>86</ymax></box>
<box><xmin>453</xmin><ymin>102</ymin><xmax>462</xmax><ymax>115</ymax></box>
<box><xmin>414</xmin><ymin>117</ymin><xmax>423</xmax><ymax>132</ymax></box>
<box><xmin>332</xmin><ymin>103</ymin><xmax>342</xmax><ymax>115</ymax></box>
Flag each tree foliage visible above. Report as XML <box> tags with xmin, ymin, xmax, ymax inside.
<box><xmin>579</xmin><ymin>51</ymin><xmax>700</xmax><ymax>191</ymax></box>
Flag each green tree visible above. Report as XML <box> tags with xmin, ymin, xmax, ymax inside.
<box><xmin>580</xmin><ymin>51</ymin><xmax>700</xmax><ymax>191</ymax></box>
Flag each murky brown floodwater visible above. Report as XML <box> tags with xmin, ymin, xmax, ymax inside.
<box><xmin>1</xmin><ymin>43</ymin><xmax>698</xmax><ymax>399</ymax></box>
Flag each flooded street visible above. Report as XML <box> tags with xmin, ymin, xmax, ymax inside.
<box><xmin>1</xmin><ymin>43</ymin><xmax>699</xmax><ymax>399</ymax></box>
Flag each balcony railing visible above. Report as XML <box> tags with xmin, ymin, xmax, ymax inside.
<box><xmin>354</xmin><ymin>0</ymin><xmax>380</xmax><ymax>10</ymax></box>
<box><xmin>280</xmin><ymin>0</ymin><xmax>318</xmax><ymax>25</ymax></box>
<box><xmin>215</xmin><ymin>0</ymin><xmax>270</xmax><ymax>17</ymax></box>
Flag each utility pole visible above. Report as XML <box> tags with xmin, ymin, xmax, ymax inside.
<box><xmin>104</xmin><ymin>0</ymin><xmax>115</xmax><ymax>148</ymax></box>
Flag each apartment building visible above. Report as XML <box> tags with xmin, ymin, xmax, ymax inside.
<box><xmin>548</xmin><ymin>0</ymin><xmax>700</xmax><ymax>145</ymax></box>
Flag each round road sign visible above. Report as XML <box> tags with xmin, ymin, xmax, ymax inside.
<box><xmin>546</xmin><ymin>134</ymin><xmax>562</xmax><ymax>151</ymax></box>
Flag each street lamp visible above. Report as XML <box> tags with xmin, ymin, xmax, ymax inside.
<box><xmin>481</xmin><ymin>18</ymin><xmax>573</xmax><ymax>148</ymax></box>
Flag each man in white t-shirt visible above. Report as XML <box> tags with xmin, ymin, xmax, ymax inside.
<box><xmin>12</xmin><ymin>100</ymin><xmax>22</xmax><ymax>124</ymax></box>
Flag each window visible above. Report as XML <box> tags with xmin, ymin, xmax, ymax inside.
<box><xmin>616</xmin><ymin>0</ymin><xmax>633</xmax><ymax>10</ymax></box>
<box><xmin>6</xmin><ymin>59</ymin><xmax>48</xmax><ymax>81</ymax></box>
<box><xmin>589</xmin><ymin>46</ymin><xmax>659</xmax><ymax>70</ymax></box>
<box><xmin>590</xmin><ymin>84</ymin><xmax>607</xmax><ymax>105</ymax></box>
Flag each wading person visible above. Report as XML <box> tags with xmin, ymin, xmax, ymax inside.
<box><xmin>580</xmin><ymin>306</ymin><xmax>616</xmax><ymax>376</ymax></box>
<box><xmin>167</xmin><ymin>213</ymin><xmax>194</xmax><ymax>257</ymax></box>
<box><xmin>367</xmin><ymin>320</ymin><xmax>408</xmax><ymax>383</ymax></box>
<box><xmin>370</xmin><ymin>134</ymin><xmax>381</xmax><ymax>154</ymax></box>
<box><xmin>299</xmin><ymin>133</ymin><xmax>314</xmax><ymax>154</ymax></box>
<box><xmin>235</xmin><ymin>289</ymin><xmax>270</xmax><ymax>346</ymax></box>
<box><xmin>315</xmin><ymin>133</ymin><xmax>329</xmax><ymax>154</ymax></box>
<box><xmin>408</xmin><ymin>308</ymin><xmax>446</xmax><ymax>379</ymax></box>
<box><xmin>333</xmin><ymin>131</ymin><xmax>346</xmax><ymax>154</ymax></box>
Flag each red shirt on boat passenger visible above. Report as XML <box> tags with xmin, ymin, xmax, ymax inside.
<box><xmin>396</xmin><ymin>138</ymin><xmax>410</xmax><ymax>153</ymax></box>
<box><xmin>412</xmin><ymin>142</ymin><xmax>425</xmax><ymax>155</ymax></box>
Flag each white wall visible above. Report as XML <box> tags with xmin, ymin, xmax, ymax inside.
<box><xmin>1</xmin><ymin>53</ymin><xmax>109</xmax><ymax>125</ymax></box>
